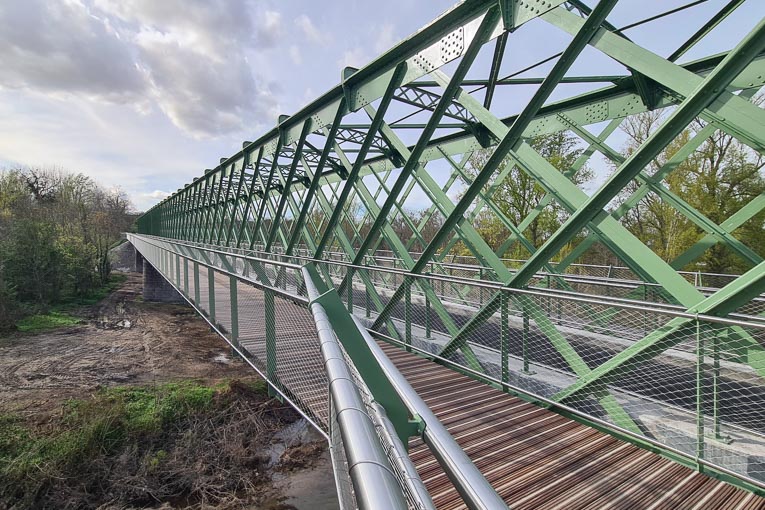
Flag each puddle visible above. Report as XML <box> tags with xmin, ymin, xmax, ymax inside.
<box><xmin>274</xmin><ymin>450</ymin><xmax>338</xmax><ymax>510</ymax></box>
<box><xmin>256</xmin><ymin>419</ymin><xmax>338</xmax><ymax>510</ymax></box>
<box><xmin>212</xmin><ymin>352</ymin><xmax>231</xmax><ymax>364</ymax></box>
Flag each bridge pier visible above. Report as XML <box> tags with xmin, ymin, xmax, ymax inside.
<box><xmin>127</xmin><ymin>241</ymin><xmax>185</xmax><ymax>304</ymax></box>
<box><xmin>133</xmin><ymin>246</ymin><xmax>144</xmax><ymax>273</ymax></box>
<box><xmin>142</xmin><ymin>260</ymin><xmax>185</xmax><ymax>303</ymax></box>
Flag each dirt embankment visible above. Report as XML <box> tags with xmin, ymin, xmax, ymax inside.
<box><xmin>0</xmin><ymin>272</ymin><xmax>336</xmax><ymax>510</ymax></box>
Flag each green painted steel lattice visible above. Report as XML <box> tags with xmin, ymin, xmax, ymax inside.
<box><xmin>137</xmin><ymin>0</ymin><xmax>765</xmax><ymax>493</ymax></box>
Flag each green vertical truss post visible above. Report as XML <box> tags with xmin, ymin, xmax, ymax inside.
<box><xmin>501</xmin><ymin>290</ymin><xmax>509</xmax><ymax>384</ymax></box>
<box><xmin>264</xmin><ymin>287</ymin><xmax>278</xmax><ymax>398</ymax></box>
<box><xmin>523</xmin><ymin>304</ymin><xmax>533</xmax><ymax>375</ymax></box>
<box><xmin>229</xmin><ymin>275</ymin><xmax>240</xmax><ymax>356</ymax></box>
<box><xmin>347</xmin><ymin>268</ymin><xmax>354</xmax><ymax>313</ymax></box>
<box><xmin>183</xmin><ymin>258</ymin><xmax>189</xmax><ymax>296</ymax></box>
<box><xmin>365</xmin><ymin>277</ymin><xmax>371</xmax><ymax>319</ymax></box>
<box><xmin>405</xmin><ymin>284</ymin><xmax>412</xmax><ymax>352</ymax></box>
<box><xmin>193</xmin><ymin>261</ymin><xmax>200</xmax><ymax>306</ymax></box>
<box><xmin>208</xmin><ymin>267</ymin><xmax>216</xmax><ymax>322</ymax></box>
<box><xmin>696</xmin><ymin>318</ymin><xmax>705</xmax><ymax>462</ymax></box>
<box><xmin>425</xmin><ymin>289</ymin><xmax>431</xmax><ymax>340</ymax></box>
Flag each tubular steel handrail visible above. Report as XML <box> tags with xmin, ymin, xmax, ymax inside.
<box><xmin>136</xmin><ymin>234</ymin><xmax>765</xmax><ymax>330</ymax></box>
<box><xmin>302</xmin><ymin>265</ymin><xmax>508</xmax><ymax>510</ymax></box>
<box><xmin>307</xmin><ymin>296</ymin><xmax>410</xmax><ymax>510</ymax></box>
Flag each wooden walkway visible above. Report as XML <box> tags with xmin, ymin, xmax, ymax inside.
<box><xmin>171</xmin><ymin>258</ymin><xmax>765</xmax><ymax>509</ymax></box>
<box><xmin>381</xmin><ymin>343</ymin><xmax>765</xmax><ymax>510</ymax></box>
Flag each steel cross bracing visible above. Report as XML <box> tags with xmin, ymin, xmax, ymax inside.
<box><xmin>138</xmin><ymin>0</ymin><xmax>765</xmax><ymax>495</ymax></box>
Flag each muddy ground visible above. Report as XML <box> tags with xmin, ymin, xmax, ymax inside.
<box><xmin>0</xmin><ymin>271</ymin><xmax>337</xmax><ymax>509</ymax></box>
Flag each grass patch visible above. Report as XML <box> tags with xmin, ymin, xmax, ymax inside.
<box><xmin>15</xmin><ymin>311</ymin><xmax>80</xmax><ymax>332</ymax></box>
<box><xmin>58</xmin><ymin>273</ymin><xmax>129</xmax><ymax>308</ymax></box>
<box><xmin>12</xmin><ymin>274</ymin><xmax>129</xmax><ymax>332</ymax></box>
<box><xmin>1</xmin><ymin>382</ymin><xmax>225</xmax><ymax>499</ymax></box>
<box><xmin>0</xmin><ymin>379</ymin><xmax>283</xmax><ymax>508</ymax></box>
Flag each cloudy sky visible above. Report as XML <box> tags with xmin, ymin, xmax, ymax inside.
<box><xmin>1</xmin><ymin>0</ymin><xmax>762</xmax><ymax>211</ymax></box>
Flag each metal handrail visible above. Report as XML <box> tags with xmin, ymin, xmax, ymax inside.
<box><xmin>307</xmin><ymin>295</ymin><xmax>409</xmax><ymax>510</ymax></box>
<box><xmin>302</xmin><ymin>264</ymin><xmax>507</xmax><ymax>510</ymax></box>
<box><xmin>349</xmin><ymin>314</ymin><xmax>508</xmax><ymax>510</ymax></box>
<box><xmin>134</xmin><ymin>234</ymin><xmax>765</xmax><ymax>330</ymax></box>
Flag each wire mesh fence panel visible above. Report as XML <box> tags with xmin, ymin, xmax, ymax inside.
<box><xmin>271</xmin><ymin>292</ymin><xmax>330</xmax><ymax>428</ymax></box>
<box><xmin>129</xmin><ymin>234</ymin><xmax>765</xmax><ymax>488</ymax></box>
<box><xmin>129</xmin><ymin>237</ymin><xmax>331</xmax><ymax>432</ymax></box>
<box><xmin>235</xmin><ymin>282</ymin><xmax>269</xmax><ymax>374</ymax></box>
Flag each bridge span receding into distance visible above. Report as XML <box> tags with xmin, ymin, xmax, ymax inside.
<box><xmin>131</xmin><ymin>1</ymin><xmax>765</xmax><ymax>508</ymax></box>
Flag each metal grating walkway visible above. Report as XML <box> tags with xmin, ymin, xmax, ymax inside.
<box><xmin>380</xmin><ymin>343</ymin><xmax>765</xmax><ymax>510</ymax></box>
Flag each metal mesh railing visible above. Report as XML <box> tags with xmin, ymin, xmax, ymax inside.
<box><xmin>128</xmin><ymin>234</ymin><xmax>438</xmax><ymax>509</ymax></box>
<box><xmin>311</xmin><ymin>260</ymin><xmax>765</xmax><ymax>488</ymax></box>
<box><xmin>130</xmin><ymin>233</ymin><xmax>765</xmax><ymax>493</ymax></box>
<box><xmin>129</xmin><ymin>234</ymin><xmax>329</xmax><ymax>431</ymax></box>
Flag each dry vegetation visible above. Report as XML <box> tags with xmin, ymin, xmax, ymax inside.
<box><xmin>0</xmin><ymin>273</ymin><xmax>327</xmax><ymax>510</ymax></box>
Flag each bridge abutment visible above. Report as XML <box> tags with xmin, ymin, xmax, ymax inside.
<box><xmin>142</xmin><ymin>261</ymin><xmax>185</xmax><ymax>303</ymax></box>
<box><xmin>128</xmin><ymin>242</ymin><xmax>184</xmax><ymax>304</ymax></box>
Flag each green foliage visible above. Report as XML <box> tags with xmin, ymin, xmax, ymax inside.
<box><xmin>463</xmin><ymin>131</ymin><xmax>591</xmax><ymax>257</ymax></box>
<box><xmin>0</xmin><ymin>168</ymin><xmax>133</xmax><ymax>329</ymax></box>
<box><xmin>0</xmin><ymin>381</ymin><xmax>217</xmax><ymax>488</ymax></box>
<box><xmin>15</xmin><ymin>311</ymin><xmax>80</xmax><ymax>332</ymax></box>
<box><xmin>0</xmin><ymin>265</ymin><xmax>17</xmax><ymax>332</ymax></box>
<box><xmin>617</xmin><ymin>111</ymin><xmax>765</xmax><ymax>274</ymax></box>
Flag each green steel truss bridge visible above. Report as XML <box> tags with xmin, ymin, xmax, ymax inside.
<box><xmin>132</xmin><ymin>1</ymin><xmax>765</xmax><ymax>508</ymax></box>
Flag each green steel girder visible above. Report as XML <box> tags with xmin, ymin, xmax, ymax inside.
<box><xmin>135</xmin><ymin>0</ymin><xmax>765</xmax><ymax>483</ymax></box>
<box><xmin>265</xmin><ymin>120</ymin><xmax>312</xmax><ymax>251</ymax></box>
<box><xmin>285</xmin><ymin>100</ymin><xmax>347</xmax><ymax>256</ymax></box>
<box><xmin>341</xmin><ymin>6</ymin><xmax>503</xmax><ymax>276</ymax></box>
<box><xmin>508</xmin><ymin>18</ymin><xmax>765</xmax><ymax>295</ymax></box>
<box><xmin>313</xmin><ymin>63</ymin><xmax>407</xmax><ymax>259</ymax></box>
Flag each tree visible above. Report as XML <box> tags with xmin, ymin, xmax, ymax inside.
<box><xmin>463</xmin><ymin>131</ymin><xmax>591</xmax><ymax>257</ymax></box>
<box><xmin>0</xmin><ymin>167</ymin><xmax>134</xmax><ymax>325</ymax></box>
<box><xmin>615</xmin><ymin>110</ymin><xmax>765</xmax><ymax>274</ymax></box>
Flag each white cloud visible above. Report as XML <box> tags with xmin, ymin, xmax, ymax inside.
<box><xmin>295</xmin><ymin>14</ymin><xmax>330</xmax><ymax>45</ymax></box>
<box><xmin>145</xmin><ymin>190</ymin><xmax>170</xmax><ymax>200</ymax></box>
<box><xmin>289</xmin><ymin>45</ymin><xmax>303</xmax><ymax>65</ymax></box>
<box><xmin>0</xmin><ymin>0</ymin><xmax>284</xmax><ymax>138</ymax></box>
<box><xmin>337</xmin><ymin>48</ymin><xmax>370</xmax><ymax>71</ymax></box>
<box><xmin>374</xmin><ymin>23</ymin><xmax>399</xmax><ymax>53</ymax></box>
<box><xmin>0</xmin><ymin>0</ymin><xmax>144</xmax><ymax>102</ymax></box>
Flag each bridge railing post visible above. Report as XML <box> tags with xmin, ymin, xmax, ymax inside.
<box><xmin>175</xmin><ymin>254</ymin><xmax>180</xmax><ymax>288</ymax></box>
<box><xmin>193</xmin><ymin>261</ymin><xmax>200</xmax><ymax>306</ymax></box>
<box><xmin>265</xmin><ymin>287</ymin><xmax>278</xmax><ymax>397</ymax></box>
<box><xmin>501</xmin><ymin>290</ymin><xmax>509</xmax><ymax>384</ymax></box>
<box><xmin>183</xmin><ymin>258</ymin><xmax>189</xmax><ymax>296</ymax></box>
<box><xmin>208</xmin><ymin>267</ymin><xmax>216</xmax><ymax>322</ymax></box>
<box><xmin>425</xmin><ymin>277</ymin><xmax>431</xmax><ymax>340</ymax></box>
<box><xmin>229</xmin><ymin>275</ymin><xmax>239</xmax><ymax>357</ymax></box>
<box><xmin>522</xmin><ymin>299</ymin><xmax>533</xmax><ymax>375</ymax></box>
<box><xmin>405</xmin><ymin>281</ymin><xmax>412</xmax><ymax>352</ymax></box>
<box><xmin>696</xmin><ymin>317</ymin><xmax>705</xmax><ymax>462</ymax></box>
<box><xmin>347</xmin><ymin>268</ymin><xmax>354</xmax><ymax>313</ymax></box>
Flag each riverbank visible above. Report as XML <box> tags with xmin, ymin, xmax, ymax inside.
<box><xmin>0</xmin><ymin>272</ymin><xmax>337</xmax><ymax>509</ymax></box>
